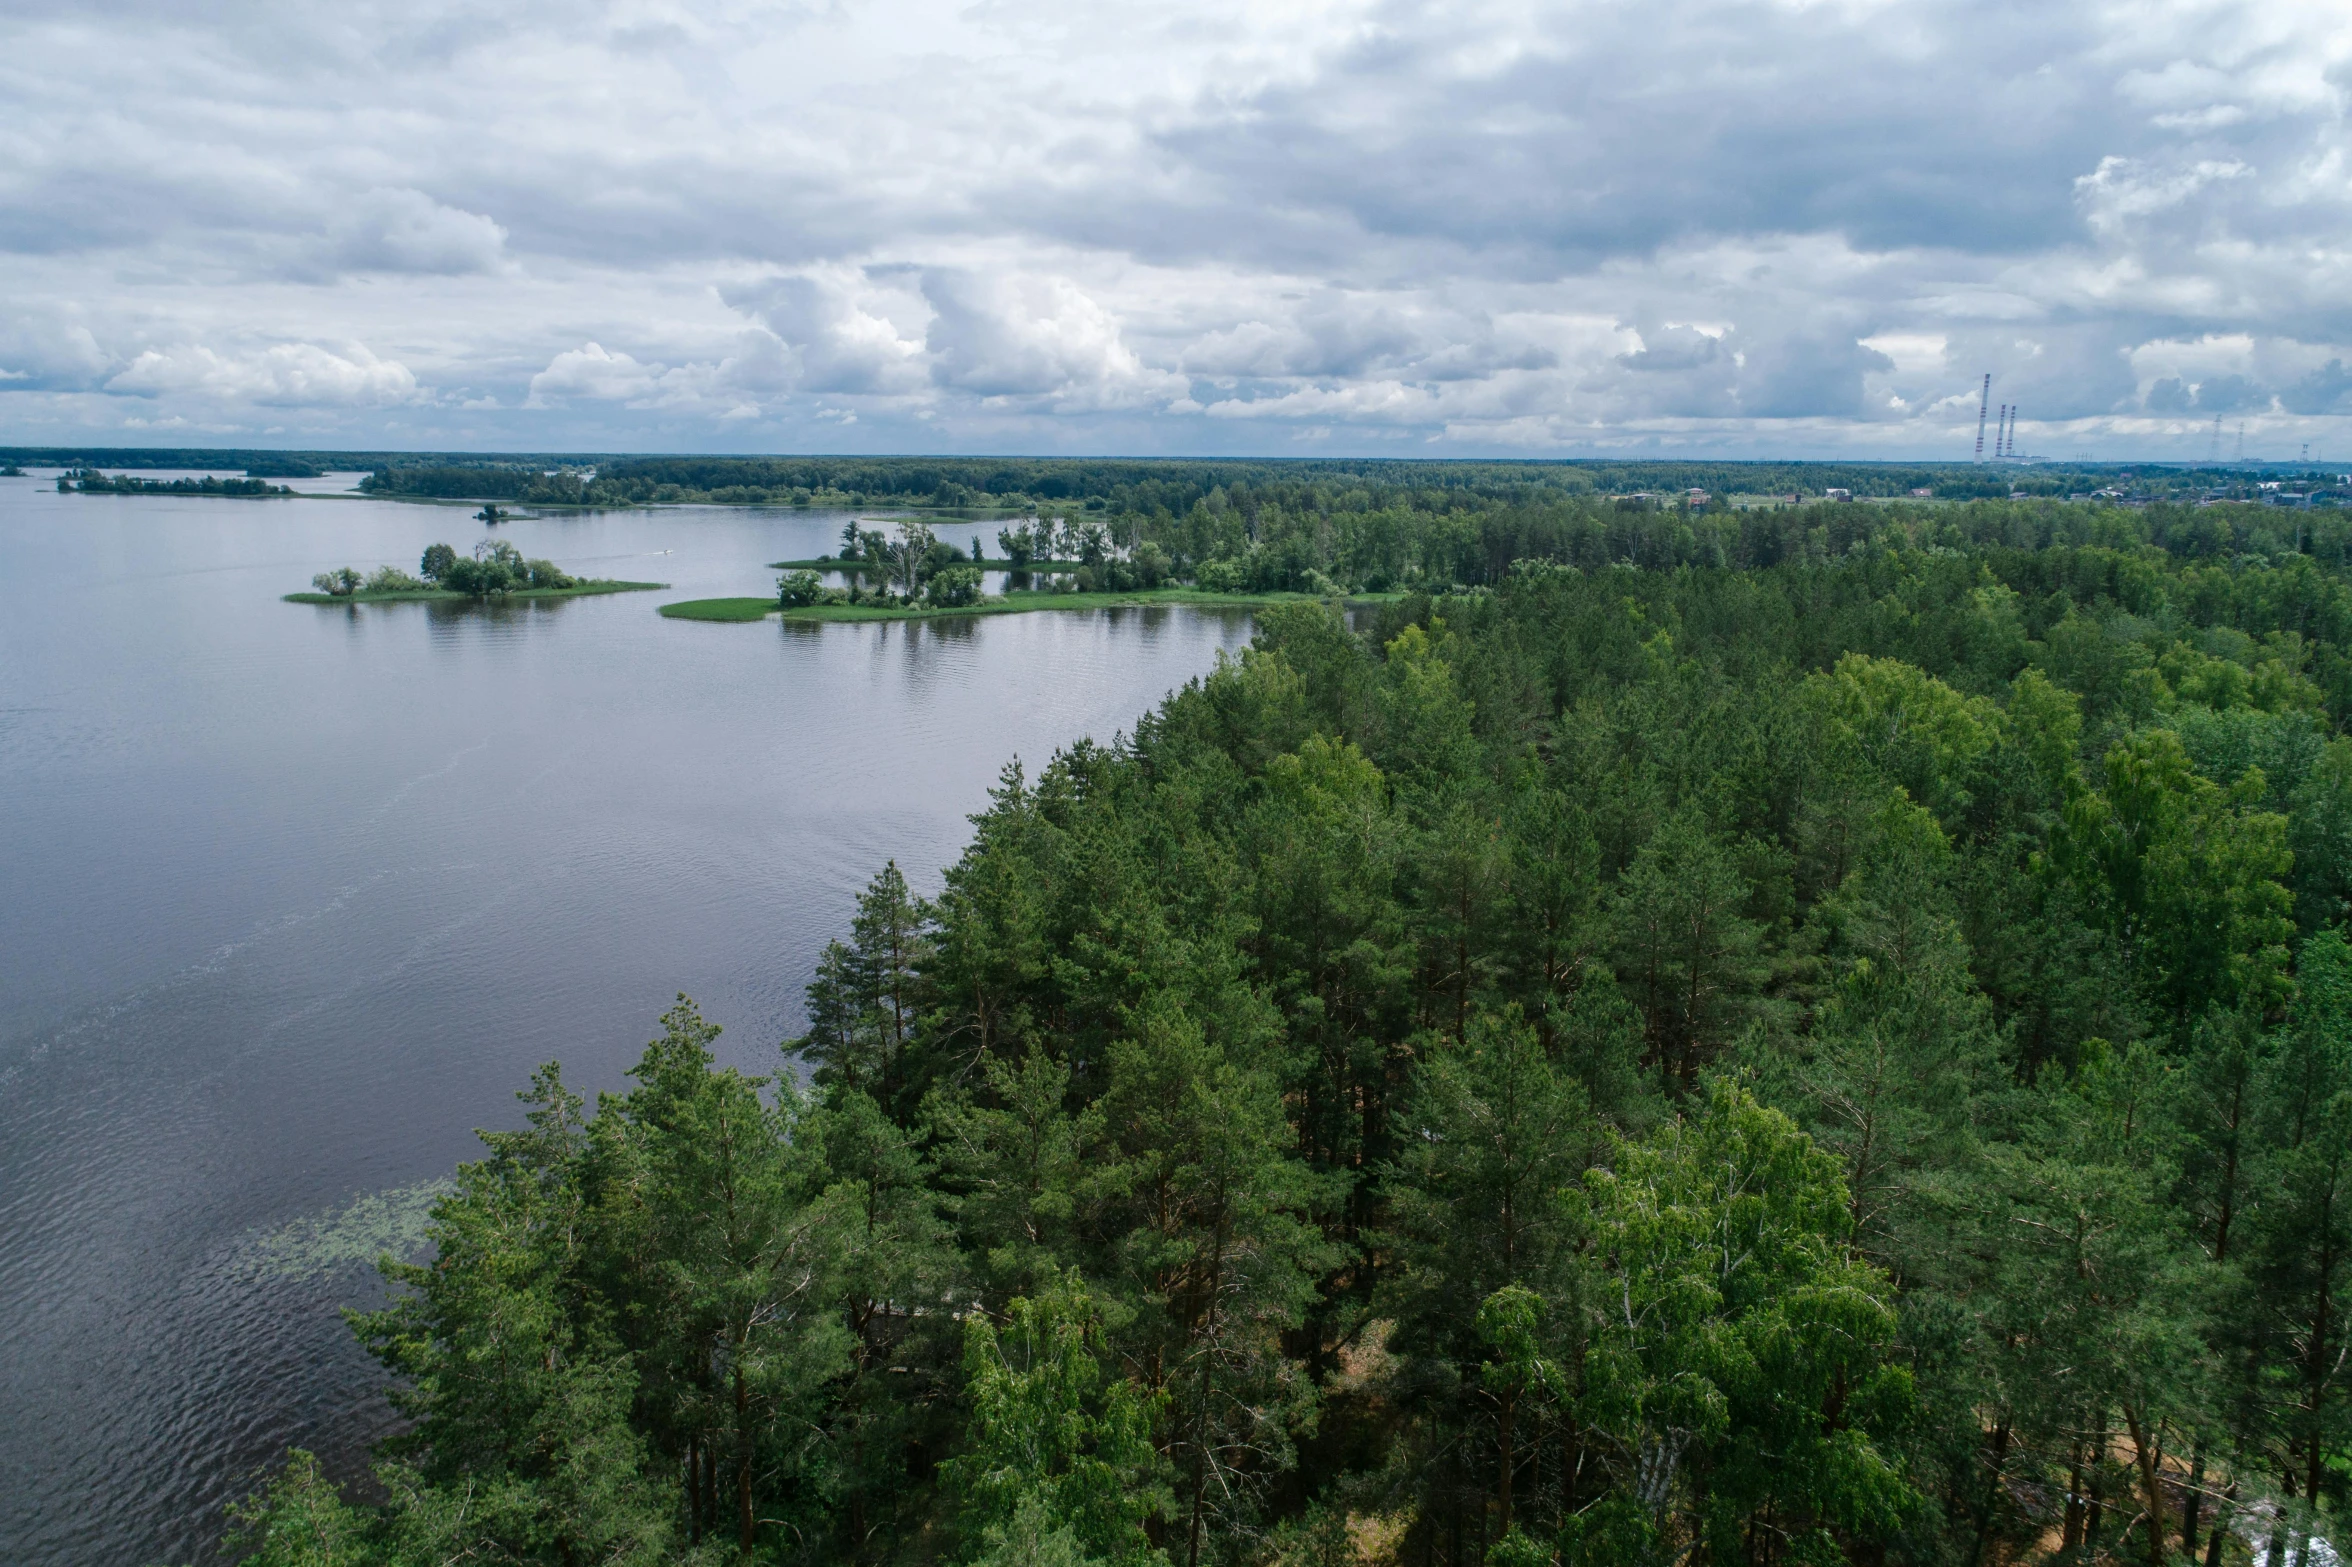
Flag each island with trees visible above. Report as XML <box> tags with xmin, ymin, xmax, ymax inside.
<box><xmin>286</xmin><ymin>540</ymin><xmax>663</xmax><ymax>604</ymax></box>
<box><xmin>233</xmin><ymin>493</ymin><xmax>2352</xmax><ymax>1567</ymax></box>
<box><xmin>59</xmin><ymin>467</ymin><xmax>293</xmax><ymax>496</ymax></box>
<box><xmin>662</xmin><ymin>516</ymin><xmax>1405</xmax><ymax>622</ymax></box>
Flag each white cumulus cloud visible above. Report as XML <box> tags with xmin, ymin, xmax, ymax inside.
<box><xmin>104</xmin><ymin>342</ymin><xmax>420</xmax><ymax>406</ymax></box>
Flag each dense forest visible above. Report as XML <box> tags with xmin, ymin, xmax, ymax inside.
<box><xmin>232</xmin><ymin>498</ymin><xmax>2352</xmax><ymax>1567</ymax></box>
<box><xmin>355</xmin><ymin>460</ymin><xmax>2346</xmax><ymax>605</ymax></box>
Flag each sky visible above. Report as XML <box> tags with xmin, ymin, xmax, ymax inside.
<box><xmin>1</xmin><ymin>0</ymin><xmax>2348</xmax><ymax>460</ymax></box>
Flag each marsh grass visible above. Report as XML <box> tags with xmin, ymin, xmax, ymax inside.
<box><xmin>234</xmin><ymin>1179</ymin><xmax>452</xmax><ymax>1282</ymax></box>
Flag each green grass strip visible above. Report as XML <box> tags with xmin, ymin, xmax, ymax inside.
<box><xmin>657</xmin><ymin>596</ymin><xmax>780</xmax><ymax>621</ymax></box>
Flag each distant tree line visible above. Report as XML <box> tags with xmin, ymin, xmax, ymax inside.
<box><xmin>338</xmin><ymin>458</ymin><xmax>2352</xmax><ymax>607</ymax></box>
<box><xmin>345</xmin><ymin>455</ymin><xmax>2352</xmax><ymax>513</ymax></box>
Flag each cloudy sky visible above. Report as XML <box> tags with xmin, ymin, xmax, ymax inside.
<box><xmin>2</xmin><ymin>0</ymin><xmax>2348</xmax><ymax>457</ymax></box>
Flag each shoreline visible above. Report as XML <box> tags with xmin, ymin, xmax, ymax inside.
<box><xmin>767</xmin><ymin>556</ymin><xmax>1088</xmax><ymax>571</ymax></box>
<box><xmin>284</xmin><ymin>580</ymin><xmax>667</xmax><ymax>605</ymax></box>
<box><xmin>658</xmin><ymin>587</ymin><xmax>1404</xmax><ymax>623</ymax></box>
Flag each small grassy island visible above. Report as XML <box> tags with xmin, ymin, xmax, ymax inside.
<box><xmin>287</xmin><ymin>540</ymin><xmax>663</xmax><ymax>604</ymax></box>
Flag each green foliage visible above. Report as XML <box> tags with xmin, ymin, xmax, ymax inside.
<box><xmin>388</xmin><ymin>539</ymin><xmax>590</xmax><ymax>597</ymax></box>
<box><xmin>951</xmin><ymin>1273</ymin><xmax>1164</xmax><ymax>1566</ymax></box>
<box><xmin>237</xmin><ymin>504</ymin><xmax>2352</xmax><ymax>1567</ymax></box>
<box><xmin>224</xmin><ymin>1450</ymin><xmax>370</xmax><ymax>1567</ymax></box>
<box><xmin>778</xmin><ymin>568</ymin><xmax>836</xmax><ymax>608</ymax></box>
<box><xmin>927</xmin><ymin>565</ymin><xmax>984</xmax><ymax>608</ymax></box>
<box><xmin>1581</xmin><ymin>1086</ymin><xmax>1915</xmax><ymax>1564</ymax></box>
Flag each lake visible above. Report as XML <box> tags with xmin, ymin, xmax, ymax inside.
<box><xmin>0</xmin><ymin>477</ymin><xmax>1253</xmax><ymax>1566</ymax></box>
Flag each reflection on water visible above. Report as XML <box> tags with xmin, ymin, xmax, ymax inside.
<box><xmin>0</xmin><ymin>478</ymin><xmax>1251</xmax><ymax>1566</ymax></box>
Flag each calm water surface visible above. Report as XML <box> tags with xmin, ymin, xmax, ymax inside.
<box><xmin>0</xmin><ymin>476</ymin><xmax>1251</xmax><ymax>1566</ymax></box>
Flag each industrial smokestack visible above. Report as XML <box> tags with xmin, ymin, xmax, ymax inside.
<box><xmin>1975</xmin><ymin>375</ymin><xmax>1991</xmax><ymax>461</ymax></box>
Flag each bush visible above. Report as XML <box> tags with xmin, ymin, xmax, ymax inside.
<box><xmin>523</xmin><ymin>559</ymin><xmax>574</xmax><ymax>589</ymax></box>
<box><xmin>1130</xmin><ymin>542</ymin><xmax>1171</xmax><ymax>588</ymax></box>
<box><xmin>778</xmin><ymin>569</ymin><xmax>834</xmax><ymax>608</ymax></box>
<box><xmin>310</xmin><ymin>567</ymin><xmax>362</xmax><ymax>597</ymax></box>
<box><xmin>925</xmin><ymin>565</ymin><xmax>983</xmax><ymax>608</ymax></box>
<box><xmin>364</xmin><ymin>566</ymin><xmax>424</xmax><ymax>592</ymax></box>
<box><xmin>1195</xmin><ymin>557</ymin><xmax>1244</xmax><ymax>593</ymax></box>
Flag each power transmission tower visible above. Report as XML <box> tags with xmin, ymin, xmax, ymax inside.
<box><xmin>1975</xmin><ymin>375</ymin><xmax>1991</xmax><ymax>460</ymax></box>
<box><xmin>2205</xmin><ymin>415</ymin><xmax>2223</xmax><ymax>465</ymax></box>
<box><xmin>2235</xmin><ymin>423</ymin><xmax>2246</xmax><ymax>463</ymax></box>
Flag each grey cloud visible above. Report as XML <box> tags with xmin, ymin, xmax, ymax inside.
<box><xmin>0</xmin><ymin>316</ymin><xmax>114</xmax><ymax>391</ymax></box>
<box><xmin>324</xmin><ymin>189</ymin><xmax>508</xmax><ymax>276</ymax></box>
<box><xmin>1180</xmin><ymin>294</ymin><xmax>1554</xmax><ymax>381</ymax></box>
<box><xmin>1735</xmin><ymin>334</ymin><xmax>1895</xmax><ymax>420</ymax></box>
<box><xmin>1124</xmin><ymin>2</ymin><xmax>2118</xmax><ymax>276</ymax></box>
<box><xmin>2139</xmin><ymin>365</ymin><xmax>2279</xmax><ymax>418</ymax></box>
<box><xmin>2283</xmin><ymin>361</ymin><xmax>2352</xmax><ymax>416</ymax></box>
<box><xmin>4</xmin><ymin>0</ymin><xmax>2351</xmax><ymax>453</ymax></box>
<box><xmin>2192</xmin><ymin>373</ymin><xmax>2270</xmax><ymax>414</ymax></box>
<box><xmin>1618</xmin><ymin>327</ymin><xmax>1724</xmax><ymax>374</ymax></box>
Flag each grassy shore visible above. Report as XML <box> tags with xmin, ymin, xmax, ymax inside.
<box><xmin>659</xmin><ymin>588</ymin><xmax>1401</xmax><ymax>623</ymax></box>
<box><xmin>658</xmin><ymin>596</ymin><xmax>779</xmax><ymax>621</ymax></box>
<box><xmin>285</xmin><ymin>580</ymin><xmax>666</xmax><ymax>605</ymax></box>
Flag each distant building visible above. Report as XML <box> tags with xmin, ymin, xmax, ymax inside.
<box><xmin>1824</xmin><ymin>488</ymin><xmax>1852</xmax><ymax>501</ymax></box>
<box><xmin>1909</xmin><ymin>487</ymin><xmax>1933</xmax><ymax>497</ymax></box>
